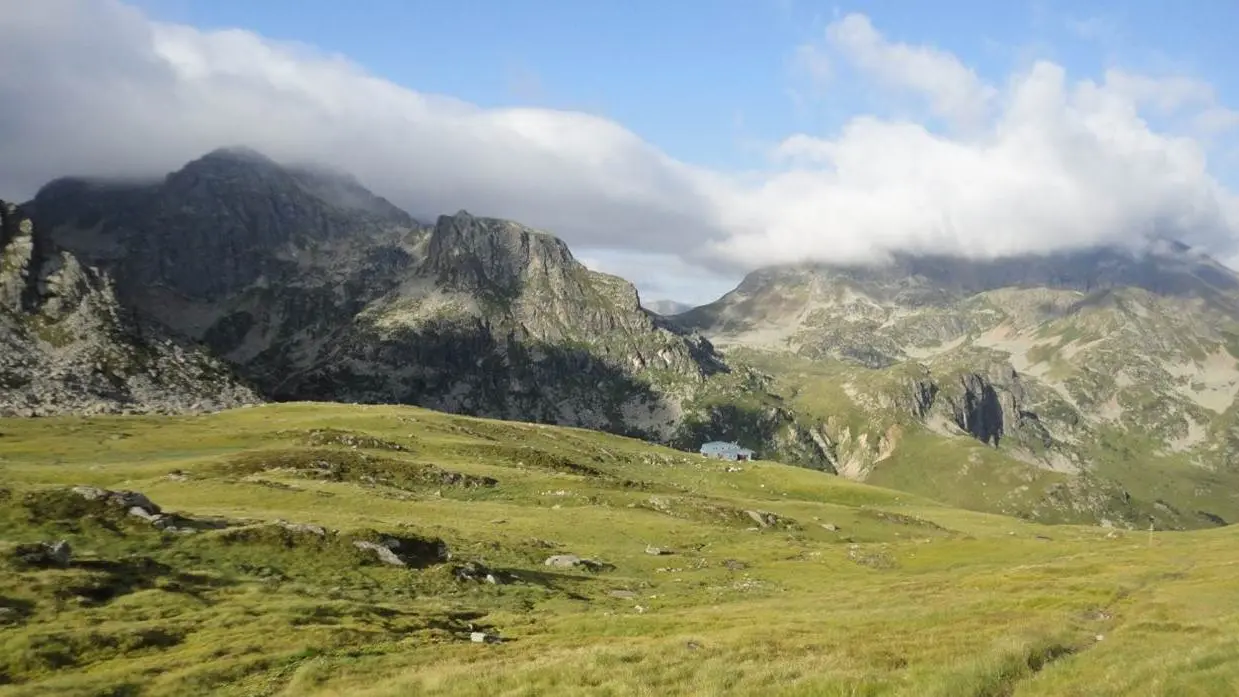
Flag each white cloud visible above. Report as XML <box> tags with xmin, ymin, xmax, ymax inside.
<box><xmin>1195</xmin><ymin>106</ymin><xmax>1239</xmax><ymax>136</ymax></box>
<box><xmin>823</xmin><ymin>13</ymin><xmax>997</xmax><ymax>130</ymax></box>
<box><xmin>1</xmin><ymin>0</ymin><xmax>1238</xmax><ymax>295</ymax></box>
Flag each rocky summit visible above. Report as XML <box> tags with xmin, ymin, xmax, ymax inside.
<box><xmin>677</xmin><ymin>246</ymin><xmax>1239</xmax><ymax>529</ymax></box>
<box><xmin>16</xmin><ymin>148</ymin><xmax>828</xmax><ymax>464</ymax></box>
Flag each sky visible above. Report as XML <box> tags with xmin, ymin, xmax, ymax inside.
<box><xmin>2</xmin><ymin>0</ymin><xmax>1239</xmax><ymax>304</ymax></box>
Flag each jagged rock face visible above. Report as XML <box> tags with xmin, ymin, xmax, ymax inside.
<box><xmin>0</xmin><ymin>200</ymin><xmax>260</xmax><ymax>416</ymax></box>
<box><xmin>279</xmin><ymin>211</ymin><xmax>726</xmax><ymax>439</ymax></box>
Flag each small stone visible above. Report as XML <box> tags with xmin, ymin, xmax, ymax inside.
<box><xmin>820</xmin><ymin>523</ymin><xmax>839</xmax><ymax>532</ymax></box>
<box><xmin>609</xmin><ymin>590</ymin><xmax>638</xmax><ymax>599</ymax></box>
<box><xmin>128</xmin><ymin>506</ymin><xmax>156</xmax><ymax>521</ymax></box>
<box><xmin>470</xmin><ymin>631</ymin><xmax>500</xmax><ymax>644</ymax></box>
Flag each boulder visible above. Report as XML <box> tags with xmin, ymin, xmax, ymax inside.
<box><xmin>12</xmin><ymin>540</ymin><xmax>71</xmax><ymax>567</ymax></box>
<box><xmin>352</xmin><ymin>533</ymin><xmax>449</xmax><ymax>568</ymax></box>
<box><xmin>353</xmin><ymin>540</ymin><xmax>405</xmax><ymax>566</ymax></box>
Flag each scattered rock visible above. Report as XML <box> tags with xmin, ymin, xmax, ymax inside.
<box><xmin>543</xmin><ymin>554</ymin><xmax>612</xmax><ymax>572</ymax></box>
<box><xmin>820</xmin><ymin>523</ymin><xmax>839</xmax><ymax>532</ymax></box>
<box><xmin>644</xmin><ymin>545</ymin><xmax>672</xmax><ymax>556</ymax></box>
<box><xmin>470</xmin><ymin>631</ymin><xmax>501</xmax><ymax>644</ymax></box>
<box><xmin>608</xmin><ymin>590</ymin><xmax>638</xmax><ymax>599</ymax></box>
<box><xmin>744</xmin><ymin>510</ymin><xmax>786</xmax><ymax>528</ymax></box>
<box><xmin>166</xmin><ymin>470</ymin><xmax>190</xmax><ymax>482</ymax></box>
<box><xmin>12</xmin><ymin>540</ymin><xmax>71</xmax><ymax>567</ymax></box>
<box><xmin>722</xmin><ymin>559</ymin><xmax>747</xmax><ymax>571</ymax></box>
<box><xmin>276</xmin><ymin>521</ymin><xmax>328</xmax><ymax>536</ymax></box>
<box><xmin>71</xmin><ymin>486</ymin><xmax>161</xmax><ymax>514</ymax></box>
<box><xmin>686</xmin><ymin>641</ymin><xmax>703</xmax><ymax>651</ymax></box>
<box><xmin>453</xmin><ymin>561</ymin><xmax>502</xmax><ymax>584</ymax></box>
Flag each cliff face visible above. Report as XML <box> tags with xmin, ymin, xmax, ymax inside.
<box><xmin>277</xmin><ymin>211</ymin><xmax>726</xmax><ymax>438</ymax></box>
<box><xmin>0</xmin><ymin>199</ymin><xmax>260</xmax><ymax>416</ymax></box>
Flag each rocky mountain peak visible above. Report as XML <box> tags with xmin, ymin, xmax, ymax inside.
<box><xmin>31</xmin><ymin>147</ymin><xmax>421</xmax><ymax>302</ymax></box>
<box><xmin>425</xmin><ymin>210</ymin><xmax>578</xmax><ymax>299</ymax></box>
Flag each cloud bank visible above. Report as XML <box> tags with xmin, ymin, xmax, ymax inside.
<box><xmin>2</xmin><ymin>1</ymin><xmax>1238</xmax><ymax>290</ymax></box>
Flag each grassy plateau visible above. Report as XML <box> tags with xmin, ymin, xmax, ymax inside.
<box><xmin>1</xmin><ymin>402</ymin><xmax>1237</xmax><ymax>696</ymax></box>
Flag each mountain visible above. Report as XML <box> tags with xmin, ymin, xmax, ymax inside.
<box><xmin>644</xmin><ymin>299</ymin><xmax>693</xmax><ymax>316</ymax></box>
<box><xmin>22</xmin><ymin>148</ymin><xmax>829</xmax><ymax>466</ymax></box>
<box><xmin>678</xmin><ymin>246</ymin><xmax>1239</xmax><ymax>529</ymax></box>
<box><xmin>0</xmin><ymin>199</ymin><xmax>259</xmax><ymax>416</ymax></box>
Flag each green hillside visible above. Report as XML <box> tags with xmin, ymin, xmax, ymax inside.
<box><xmin>2</xmin><ymin>403</ymin><xmax>1237</xmax><ymax>696</ymax></box>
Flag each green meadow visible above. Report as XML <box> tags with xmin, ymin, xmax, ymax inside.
<box><xmin>1</xmin><ymin>402</ymin><xmax>1237</xmax><ymax>696</ymax></box>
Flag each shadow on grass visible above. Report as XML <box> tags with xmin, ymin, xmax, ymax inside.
<box><xmin>60</xmin><ymin>557</ymin><xmax>236</xmax><ymax>605</ymax></box>
<box><xmin>503</xmin><ymin>568</ymin><xmax>604</xmax><ymax>602</ymax></box>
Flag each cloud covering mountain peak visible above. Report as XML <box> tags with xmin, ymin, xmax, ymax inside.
<box><xmin>2</xmin><ymin>1</ymin><xmax>1237</xmax><ymax>291</ymax></box>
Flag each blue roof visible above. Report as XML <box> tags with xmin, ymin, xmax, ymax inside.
<box><xmin>699</xmin><ymin>441</ymin><xmax>753</xmax><ymax>454</ymax></box>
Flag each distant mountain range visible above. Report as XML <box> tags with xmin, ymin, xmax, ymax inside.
<box><xmin>644</xmin><ymin>299</ymin><xmax>694</xmax><ymax>316</ymax></box>
<box><xmin>7</xmin><ymin>146</ymin><xmax>1239</xmax><ymax>530</ymax></box>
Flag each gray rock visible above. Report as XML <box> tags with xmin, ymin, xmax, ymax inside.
<box><xmin>470</xmin><ymin>631</ymin><xmax>501</xmax><ymax>644</ymax></box>
<box><xmin>277</xmin><ymin>521</ymin><xmax>327</xmax><ymax>536</ymax></box>
<box><xmin>353</xmin><ymin>540</ymin><xmax>406</xmax><ymax>566</ymax></box>
<box><xmin>544</xmin><ymin>554</ymin><xmax>583</xmax><ymax>568</ymax></box>
<box><xmin>544</xmin><ymin>554</ymin><xmax>612</xmax><ymax>572</ymax></box>
<box><xmin>745</xmin><ymin>510</ymin><xmax>779</xmax><ymax>528</ymax></box>
<box><xmin>13</xmin><ymin>539</ymin><xmax>71</xmax><ymax>567</ymax></box>
<box><xmin>608</xmin><ymin>590</ymin><xmax>638</xmax><ymax>599</ymax></box>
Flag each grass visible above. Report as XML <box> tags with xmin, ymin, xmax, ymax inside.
<box><xmin>2</xmin><ymin>402</ymin><xmax>1239</xmax><ymax>696</ymax></box>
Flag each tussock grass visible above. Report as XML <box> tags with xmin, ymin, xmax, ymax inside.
<box><xmin>1</xmin><ymin>402</ymin><xmax>1238</xmax><ymax>695</ymax></box>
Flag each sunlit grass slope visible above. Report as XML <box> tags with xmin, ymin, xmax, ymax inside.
<box><xmin>1</xmin><ymin>402</ymin><xmax>1237</xmax><ymax>696</ymax></box>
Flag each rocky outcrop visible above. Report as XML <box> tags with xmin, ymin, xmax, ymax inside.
<box><xmin>0</xmin><ymin>199</ymin><xmax>260</xmax><ymax>416</ymax></box>
<box><xmin>282</xmin><ymin>210</ymin><xmax>725</xmax><ymax>437</ymax></box>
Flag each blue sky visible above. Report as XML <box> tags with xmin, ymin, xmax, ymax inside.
<box><xmin>5</xmin><ymin>1</ymin><xmax>1239</xmax><ymax>304</ymax></box>
<box><xmin>130</xmin><ymin>0</ymin><xmax>1239</xmax><ymax>175</ymax></box>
